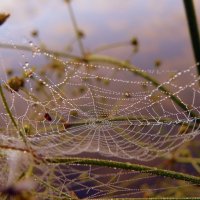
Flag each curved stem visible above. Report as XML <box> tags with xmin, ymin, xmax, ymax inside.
<box><xmin>0</xmin><ymin>42</ymin><xmax>79</xmax><ymax>59</ymax></box>
<box><xmin>46</xmin><ymin>157</ymin><xmax>200</xmax><ymax>185</ymax></box>
<box><xmin>66</xmin><ymin>1</ymin><xmax>85</xmax><ymax>56</ymax></box>
<box><xmin>0</xmin><ymin>84</ymin><xmax>28</xmax><ymax>146</ymax></box>
<box><xmin>1</xmin><ymin>142</ymin><xmax>200</xmax><ymax>186</ymax></box>
<box><xmin>92</xmin><ymin>41</ymin><xmax>130</xmax><ymax>53</ymax></box>
<box><xmin>0</xmin><ymin>84</ymin><xmax>18</xmax><ymax>129</ymax></box>
<box><xmin>33</xmin><ymin>175</ymin><xmax>71</xmax><ymax>199</ymax></box>
<box><xmin>0</xmin><ymin>43</ymin><xmax>198</xmax><ymax>118</ymax></box>
<box><xmin>86</xmin><ymin>54</ymin><xmax>199</xmax><ymax>118</ymax></box>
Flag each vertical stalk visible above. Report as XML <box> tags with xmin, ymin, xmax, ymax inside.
<box><xmin>183</xmin><ymin>0</ymin><xmax>200</xmax><ymax>75</ymax></box>
<box><xmin>66</xmin><ymin>1</ymin><xmax>85</xmax><ymax>56</ymax></box>
<box><xmin>0</xmin><ymin>84</ymin><xmax>18</xmax><ymax>129</ymax></box>
<box><xmin>0</xmin><ymin>84</ymin><xmax>28</xmax><ymax>146</ymax></box>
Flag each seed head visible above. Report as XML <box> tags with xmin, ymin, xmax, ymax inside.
<box><xmin>154</xmin><ymin>59</ymin><xmax>162</xmax><ymax>68</ymax></box>
<box><xmin>7</xmin><ymin>76</ymin><xmax>24</xmax><ymax>92</ymax></box>
<box><xmin>0</xmin><ymin>13</ymin><xmax>10</xmax><ymax>26</ymax></box>
<box><xmin>130</xmin><ymin>37</ymin><xmax>138</xmax><ymax>46</ymax></box>
<box><xmin>31</xmin><ymin>30</ymin><xmax>38</xmax><ymax>37</ymax></box>
<box><xmin>77</xmin><ymin>30</ymin><xmax>85</xmax><ymax>39</ymax></box>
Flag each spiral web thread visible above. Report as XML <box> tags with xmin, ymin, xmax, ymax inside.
<box><xmin>1</xmin><ymin>44</ymin><xmax>200</xmax><ymax>198</ymax></box>
<box><xmin>0</xmin><ymin>151</ymin><xmax>199</xmax><ymax>199</ymax></box>
<box><xmin>33</xmin><ymin>163</ymin><xmax>200</xmax><ymax>199</ymax></box>
<box><xmin>1</xmin><ymin>45</ymin><xmax>200</xmax><ymax>161</ymax></box>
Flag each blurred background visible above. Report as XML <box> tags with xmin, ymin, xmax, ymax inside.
<box><xmin>0</xmin><ymin>0</ymin><xmax>200</xmax><ymax>69</ymax></box>
<box><xmin>0</xmin><ymin>1</ymin><xmax>200</xmax><ymax>198</ymax></box>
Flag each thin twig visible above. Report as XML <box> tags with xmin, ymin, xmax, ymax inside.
<box><xmin>46</xmin><ymin>156</ymin><xmax>200</xmax><ymax>185</ymax></box>
<box><xmin>87</xmin><ymin>54</ymin><xmax>199</xmax><ymax>118</ymax></box>
<box><xmin>66</xmin><ymin>1</ymin><xmax>85</xmax><ymax>56</ymax></box>
<box><xmin>0</xmin><ymin>43</ymin><xmax>198</xmax><ymax>118</ymax></box>
<box><xmin>183</xmin><ymin>0</ymin><xmax>200</xmax><ymax>75</ymax></box>
<box><xmin>0</xmin><ymin>42</ymin><xmax>79</xmax><ymax>59</ymax></box>
<box><xmin>0</xmin><ymin>84</ymin><xmax>29</xmax><ymax>147</ymax></box>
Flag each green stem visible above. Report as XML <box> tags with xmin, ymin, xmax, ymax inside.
<box><xmin>0</xmin><ymin>44</ymin><xmax>198</xmax><ymax>118</ymax></box>
<box><xmin>33</xmin><ymin>175</ymin><xmax>71</xmax><ymax>199</ymax></box>
<box><xmin>0</xmin><ymin>84</ymin><xmax>28</xmax><ymax>145</ymax></box>
<box><xmin>1</xmin><ymin>139</ymin><xmax>200</xmax><ymax>186</ymax></box>
<box><xmin>0</xmin><ymin>84</ymin><xmax>18</xmax><ymax>129</ymax></box>
<box><xmin>87</xmin><ymin>54</ymin><xmax>198</xmax><ymax>118</ymax></box>
<box><xmin>0</xmin><ymin>42</ymin><xmax>79</xmax><ymax>59</ymax></box>
<box><xmin>66</xmin><ymin>1</ymin><xmax>85</xmax><ymax>56</ymax></box>
<box><xmin>92</xmin><ymin>41</ymin><xmax>130</xmax><ymax>53</ymax></box>
<box><xmin>46</xmin><ymin>157</ymin><xmax>200</xmax><ymax>185</ymax></box>
<box><xmin>183</xmin><ymin>0</ymin><xmax>200</xmax><ymax>75</ymax></box>
<box><xmin>50</xmin><ymin>115</ymin><xmax>198</xmax><ymax>128</ymax></box>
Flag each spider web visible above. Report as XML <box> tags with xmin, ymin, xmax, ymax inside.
<box><xmin>35</xmin><ymin>162</ymin><xmax>200</xmax><ymax>199</ymax></box>
<box><xmin>0</xmin><ymin>45</ymin><xmax>200</xmax><ymax>161</ymax></box>
<box><xmin>0</xmin><ymin>43</ymin><xmax>200</xmax><ymax>199</ymax></box>
<box><xmin>0</xmin><ymin>151</ymin><xmax>199</xmax><ymax>199</ymax></box>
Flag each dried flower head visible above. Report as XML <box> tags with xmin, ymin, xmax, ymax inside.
<box><xmin>154</xmin><ymin>59</ymin><xmax>162</xmax><ymax>68</ymax></box>
<box><xmin>0</xmin><ymin>13</ymin><xmax>10</xmax><ymax>26</ymax></box>
<box><xmin>31</xmin><ymin>30</ymin><xmax>38</xmax><ymax>37</ymax></box>
<box><xmin>7</xmin><ymin>76</ymin><xmax>24</xmax><ymax>92</ymax></box>
<box><xmin>6</xmin><ymin>68</ymin><xmax>14</xmax><ymax>76</ymax></box>
<box><xmin>130</xmin><ymin>37</ymin><xmax>138</xmax><ymax>46</ymax></box>
<box><xmin>77</xmin><ymin>30</ymin><xmax>85</xmax><ymax>39</ymax></box>
<box><xmin>64</xmin><ymin>0</ymin><xmax>71</xmax><ymax>3</ymax></box>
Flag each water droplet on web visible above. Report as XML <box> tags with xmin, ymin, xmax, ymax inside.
<box><xmin>29</xmin><ymin>41</ymin><xmax>33</xmax><ymax>47</ymax></box>
<box><xmin>1</xmin><ymin>43</ymin><xmax>200</xmax><ymax>162</ymax></box>
<box><xmin>25</xmin><ymin>62</ymin><xmax>29</xmax><ymax>67</ymax></box>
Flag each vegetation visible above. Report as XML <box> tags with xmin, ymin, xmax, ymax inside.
<box><xmin>0</xmin><ymin>0</ymin><xmax>200</xmax><ymax>199</ymax></box>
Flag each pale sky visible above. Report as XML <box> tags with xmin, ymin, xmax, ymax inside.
<box><xmin>0</xmin><ymin>0</ymin><xmax>200</xmax><ymax>69</ymax></box>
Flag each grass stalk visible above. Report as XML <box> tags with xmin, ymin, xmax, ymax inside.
<box><xmin>87</xmin><ymin>54</ymin><xmax>199</xmax><ymax>118</ymax></box>
<box><xmin>2</xmin><ymin>143</ymin><xmax>200</xmax><ymax>186</ymax></box>
<box><xmin>183</xmin><ymin>0</ymin><xmax>200</xmax><ymax>74</ymax></box>
<box><xmin>0</xmin><ymin>44</ymin><xmax>198</xmax><ymax>118</ymax></box>
<box><xmin>66</xmin><ymin>1</ymin><xmax>85</xmax><ymax>56</ymax></box>
<box><xmin>46</xmin><ymin>156</ymin><xmax>200</xmax><ymax>185</ymax></box>
<box><xmin>0</xmin><ymin>84</ymin><xmax>28</xmax><ymax>146</ymax></box>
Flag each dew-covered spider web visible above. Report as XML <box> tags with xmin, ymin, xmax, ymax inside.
<box><xmin>1</xmin><ymin>42</ymin><xmax>200</xmax><ymax>199</ymax></box>
<box><xmin>0</xmin><ymin>150</ymin><xmax>199</xmax><ymax>199</ymax></box>
<box><xmin>0</xmin><ymin>43</ymin><xmax>200</xmax><ymax>161</ymax></box>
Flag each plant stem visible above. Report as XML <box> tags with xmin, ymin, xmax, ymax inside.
<box><xmin>46</xmin><ymin>157</ymin><xmax>200</xmax><ymax>185</ymax></box>
<box><xmin>66</xmin><ymin>1</ymin><xmax>85</xmax><ymax>56</ymax></box>
<box><xmin>2</xmin><ymin>143</ymin><xmax>200</xmax><ymax>186</ymax></box>
<box><xmin>87</xmin><ymin>54</ymin><xmax>199</xmax><ymax>118</ymax></box>
<box><xmin>0</xmin><ymin>43</ymin><xmax>198</xmax><ymax>118</ymax></box>
<box><xmin>48</xmin><ymin>115</ymin><xmax>198</xmax><ymax>129</ymax></box>
<box><xmin>92</xmin><ymin>41</ymin><xmax>130</xmax><ymax>53</ymax></box>
<box><xmin>0</xmin><ymin>84</ymin><xmax>28</xmax><ymax>146</ymax></box>
<box><xmin>0</xmin><ymin>84</ymin><xmax>18</xmax><ymax>129</ymax></box>
<box><xmin>1</xmin><ymin>142</ymin><xmax>199</xmax><ymax>186</ymax></box>
<box><xmin>183</xmin><ymin>0</ymin><xmax>200</xmax><ymax>75</ymax></box>
<box><xmin>0</xmin><ymin>42</ymin><xmax>79</xmax><ymax>59</ymax></box>
<box><xmin>33</xmin><ymin>175</ymin><xmax>71</xmax><ymax>199</ymax></box>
